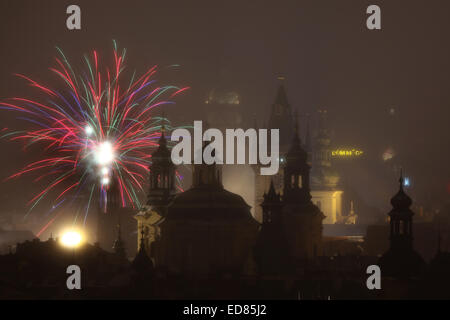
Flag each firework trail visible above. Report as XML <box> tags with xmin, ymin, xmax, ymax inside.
<box><xmin>0</xmin><ymin>41</ymin><xmax>189</xmax><ymax>233</ymax></box>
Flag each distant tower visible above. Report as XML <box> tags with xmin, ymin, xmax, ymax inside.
<box><xmin>310</xmin><ymin>109</ymin><xmax>343</xmax><ymax>224</ymax></box>
<box><xmin>97</xmin><ymin>174</ymin><xmax>122</xmax><ymax>251</ymax></box>
<box><xmin>147</xmin><ymin>124</ymin><xmax>176</xmax><ymax>216</ymax></box>
<box><xmin>268</xmin><ymin>76</ymin><xmax>293</xmax><ymax>150</ymax></box>
<box><xmin>253</xmin><ymin>77</ymin><xmax>294</xmax><ymax>221</ymax></box>
<box><xmin>112</xmin><ymin>222</ymin><xmax>126</xmax><ymax>259</ymax></box>
<box><xmin>254</xmin><ymin>180</ymin><xmax>292</xmax><ymax>275</ymax></box>
<box><xmin>378</xmin><ymin>171</ymin><xmax>425</xmax><ymax>278</ymax></box>
<box><xmin>282</xmin><ymin>115</ymin><xmax>325</xmax><ymax>261</ymax></box>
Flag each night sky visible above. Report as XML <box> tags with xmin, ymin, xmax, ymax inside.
<box><xmin>0</xmin><ymin>1</ymin><xmax>449</xmax><ymax>232</ymax></box>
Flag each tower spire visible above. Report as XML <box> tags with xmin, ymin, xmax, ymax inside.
<box><xmin>132</xmin><ymin>224</ymin><xmax>154</xmax><ymax>273</ymax></box>
<box><xmin>399</xmin><ymin>168</ymin><xmax>404</xmax><ymax>191</ymax></box>
<box><xmin>292</xmin><ymin>109</ymin><xmax>301</xmax><ymax>144</ymax></box>
<box><xmin>305</xmin><ymin>114</ymin><xmax>311</xmax><ymax>150</ymax></box>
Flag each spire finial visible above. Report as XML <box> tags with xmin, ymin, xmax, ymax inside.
<box><xmin>269</xmin><ymin>179</ymin><xmax>276</xmax><ymax>194</ymax></box>
<box><xmin>305</xmin><ymin>113</ymin><xmax>311</xmax><ymax>150</ymax></box>
<box><xmin>293</xmin><ymin>109</ymin><xmax>300</xmax><ymax>140</ymax></box>
<box><xmin>399</xmin><ymin>168</ymin><xmax>404</xmax><ymax>191</ymax></box>
<box><xmin>159</xmin><ymin>113</ymin><xmax>167</xmax><ymax>146</ymax></box>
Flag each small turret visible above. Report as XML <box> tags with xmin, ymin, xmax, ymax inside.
<box><xmin>147</xmin><ymin>121</ymin><xmax>177</xmax><ymax>216</ymax></box>
<box><xmin>112</xmin><ymin>222</ymin><xmax>126</xmax><ymax>259</ymax></box>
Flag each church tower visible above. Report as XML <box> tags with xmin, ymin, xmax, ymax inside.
<box><xmin>379</xmin><ymin>171</ymin><xmax>425</xmax><ymax>278</ymax></box>
<box><xmin>283</xmin><ymin>113</ymin><xmax>311</xmax><ymax>204</ymax></box>
<box><xmin>147</xmin><ymin>124</ymin><xmax>177</xmax><ymax>216</ymax></box>
<box><xmin>282</xmin><ymin>115</ymin><xmax>325</xmax><ymax>262</ymax></box>
<box><xmin>135</xmin><ymin>124</ymin><xmax>177</xmax><ymax>259</ymax></box>
<box><xmin>254</xmin><ymin>180</ymin><xmax>293</xmax><ymax>275</ymax></box>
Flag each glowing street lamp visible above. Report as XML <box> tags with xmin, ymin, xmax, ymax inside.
<box><xmin>60</xmin><ymin>230</ymin><xmax>83</xmax><ymax>248</ymax></box>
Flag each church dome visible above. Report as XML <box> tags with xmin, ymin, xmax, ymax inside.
<box><xmin>167</xmin><ymin>186</ymin><xmax>254</xmax><ymax>221</ymax></box>
<box><xmin>205</xmin><ymin>88</ymin><xmax>240</xmax><ymax>105</ymax></box>
<box><xmin>311</xmin><ymin>166</ymin><xmax>340</xmax><ymax>190</ymax></box>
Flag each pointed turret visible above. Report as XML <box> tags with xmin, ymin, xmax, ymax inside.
<box><xmin>254</xmin><ymin>179</ymin><xmax>292</xmax><ymax>275</ymax></box>
<box><xmin>274</xmin><ymin>80</ymin><xmax>289</xmax><ymax>107</ymax></box>
<box><xmin>378</xmin><ymin>170</ymin><xmax>425</xmax><ymax>278</ymax></box>
<box><xmin>261</xmin><ymin>180</ymin><xmax>283</xmax><ymax>224</ymax></box>
<box><xmin>132</xmin><ymin>226</ymin><xmax>154</xmax><ymax>272</ymax></box>
<box><xmin>283</xmin><ymin>110</ymin><xmax>311</xmax><ymax>203</ymax></box>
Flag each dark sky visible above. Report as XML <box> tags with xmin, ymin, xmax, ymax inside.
<box><xmin>0</xmin><ymin>0</ymin><xmax>449</xmax><ymax>227</ymax></box>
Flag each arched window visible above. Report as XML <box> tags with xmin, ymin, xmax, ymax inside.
<box><xmin>298</xmin><ymin>175</ymin><xmax>302</xmax><ymax>188</ymax></box>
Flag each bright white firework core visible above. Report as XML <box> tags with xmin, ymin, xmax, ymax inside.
<box><xmin>94</xmin><ymin>141</ymin><xmax>115</xmax><ymax>165</ymax></box>
<box><xmin>101</xmin><ymin>177</ymin><xmax>110</xmax><ymax>185</ymax></box>
<box><xmin>85</xmin><ymin>125</ymin><xmax>94</xmax><ymax>136</ymax></box>
<box><xmin>101</xmin><ymin>167</ymin><xmax>109</xmax><ymax>175</ymax></box>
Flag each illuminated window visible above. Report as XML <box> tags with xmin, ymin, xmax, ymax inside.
<box><xmin>298</xmin><ymin>175</ymin><xmax>302</xmax><ymax>188</ymax></box>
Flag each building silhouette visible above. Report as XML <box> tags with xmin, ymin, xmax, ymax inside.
<box><xmin>282</xmin><ymin>116</ymin><xmax>325</xmax><ymax>261</ymax></box>
<box><xmin>254</xmin><ymin>180</ymin><xmax>293</xmax><ymax>275</ymax></box>
<box><xmin>137</xmin><ymin>128</ymin><xmax>259</xmax><ymax>277</ymax></box>
<box><xmin>378</xmin><ymin>171</ymin><xmax>426</xmax><ymax>278</ymax></box>
<box><xmin>253</xmin><ymin>79</ymin><xmax>344</xmax><ymax>225</ymax></box>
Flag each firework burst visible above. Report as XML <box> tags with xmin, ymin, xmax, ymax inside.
<box><xmin>0</xmin><ymin>41</ymin><xmax>189</xmax><ymax>235</ymax></box>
